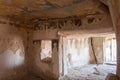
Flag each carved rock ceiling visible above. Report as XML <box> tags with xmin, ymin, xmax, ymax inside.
<box><xmin>0</xmin><ymin>0</ymin><xmax>109</xmax><ymax>28</ymax></box>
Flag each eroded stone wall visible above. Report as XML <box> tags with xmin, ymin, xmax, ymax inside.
<box><xmin>0</xmin><ymin>19</ymin><xmax>27</xmax><ymax>80</ymax></box>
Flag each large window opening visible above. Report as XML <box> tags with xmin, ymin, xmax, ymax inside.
<box><xmin>66</xmin><ymin>38</ymin><xmax>89</xmax><ymax>68</ymax></box>
<box><xmin>103</xmin><ymin>37</ymin><xmax>116</xmax><ymax>64</ymax></box>
<box><xmin>60</xmin><ymin>36</ymin><xmax>116</xmax><ymax>80</ymax></box>
<box><xmin>40</xmin><ymin>39</ymin><xmax>59</xmax><ymax>63</ymax></box>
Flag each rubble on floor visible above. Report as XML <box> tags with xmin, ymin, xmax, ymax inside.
<box><xmin>61</xmin><ymin>64</ymin><xmax>116</xmax><ymax>80</ymax></box>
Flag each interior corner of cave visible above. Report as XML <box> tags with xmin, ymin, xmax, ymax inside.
<box><xmin>0</xmin><ymin>0</ymin><xmax>120</xmax><ymax>80</ymax></box>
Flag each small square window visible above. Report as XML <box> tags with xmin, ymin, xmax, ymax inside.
<box><xmin>40</xmin><ymin>40</ymin><xmax>52</xmax><ymax>62</ymax></box>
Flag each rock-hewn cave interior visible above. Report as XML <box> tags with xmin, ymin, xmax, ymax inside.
<box><xmin>0</xmin><ymin>0</ymin><xmax>120</xmax><ymax>80</ymax></box>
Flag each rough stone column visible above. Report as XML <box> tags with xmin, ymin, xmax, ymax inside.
<box><xmin>63</xmin><ymin>37</ymin><xmax>68</xmax><ymax>75</ymax></box>
<box><xmin>58</xmin><ymin>35</ymin><xmax>68</xmax><ymax>77</ymax></box>
<box><xmin>59</xmin><ymin>36</ymin><xmax>64</xmax><ymax>77</ymax></box>
<box><xmin>25</xmin><ymin>30</ymin><xmax>34</xmax><ymax>73</ymax></box>
<box><xmin>108</xmin><ymin>0</ymin><xmax>120</xmax><ymax>77</ymax></box>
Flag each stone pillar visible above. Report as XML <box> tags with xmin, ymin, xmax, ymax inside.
<box><xmin>58</xmin><ymin>36</ymin><xmax>68</xmax><ymax>78</ymax></box>
<box><xmin>108</xmin><ymin>0</ymin><xmax>120</xmax><ymax>77</ymax></box>
<box><xmin>63</xmin><ymin>37</ymin><xmax>68</xmax><ymax>75</ymax></box>
<box><xmin>25</xmin><ymin>30</ymin><xmax>34</xmax><ymax>73</ymax></box>
<box><xmin>59</xmin><ymin>36</ymin><xmax>64</xmax><ymax>77</ymax></box>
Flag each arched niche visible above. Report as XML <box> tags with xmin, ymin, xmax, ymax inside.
<box><xmin>0</xmin><ymin>36</ymin><xmax>25</xmax><ymax>69</ymax></box>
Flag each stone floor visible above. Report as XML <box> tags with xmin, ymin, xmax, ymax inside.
<box><xmin>61</xmin><ymin>64</ymin><xmax>116</xmax><ymax>80</ymax></box>
<box><xmin>1</xmin><ymin>72</ymin><xmax>44</xmax><ymax>80</ymax></box>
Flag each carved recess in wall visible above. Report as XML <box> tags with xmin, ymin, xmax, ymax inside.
<box><xmin>52</xmin><ymin>39</ymin><xmax>59</xmax><ymax>52</ymax></box>
<box><xmin>32</xmin><ymin>15</ymin><xmax>104</xmax><ymax>31</ymax></box>
<box><xmin>0</xmin><ymin>14</ymin><xmax>105</xmax><ymax>31</ymax></box>
<box><xmin>0</xmin><ymin>37</ymin><xmax>24</xmax><ymax>57</ymax></box>
<box><xmin>0</xmin><ymin>36</ymin><xmax>25</xmax><ymax>68</ymax></box>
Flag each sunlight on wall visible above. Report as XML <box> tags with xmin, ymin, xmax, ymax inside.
<box><xmin>3</xmin><ymin>49</ymin><xmax>24</xmax><ymax>68</ymax></box>
<box><xmin>66</xmin><ymin>38</ymin><xmax>89</xmax><ymax>68</ymax></box>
